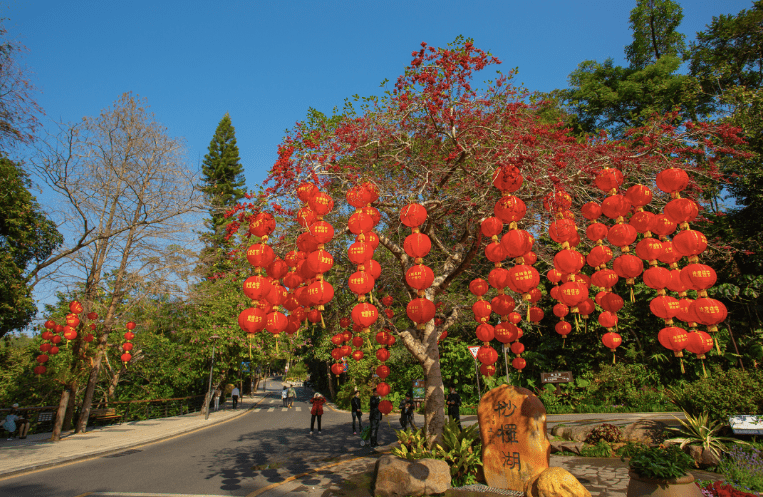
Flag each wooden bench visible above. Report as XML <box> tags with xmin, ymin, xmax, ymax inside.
<box><xmin>90</xmin><ymin>408</ymin><xmax>123</xmax><ymax>425</ymax></box>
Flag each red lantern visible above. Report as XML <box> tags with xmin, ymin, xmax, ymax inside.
<box><xmin>352</xmin><ymin>303</ymin><xmax>379</xmax><ymax>328</ymax></box>
<box><xmin>36</xmin><ymin>354</ymin><xmax>49</xmax><ymax>363</ymax></box>
<box><xmin>625</xmin><ymin>184</ymin><xmax>653</xmax><ymax>207</ymax></box>
<box><xmin>243</xmin><ymin>275</ymin><xmax>272</xmax><ymax>301</ymax></box>
<box><xmin>673</xmin><ymin>230</ymin><xmax>708</xmax><ymax>257</ymax></box>
<box><xmin>480</xmin><ymin>364</ymin><xmax>497</xmax><ymax>376</ymax></box>
<box><xmin>651</xmin><ymin>215</ymin><xmax>677</xmax><ymax>237</ymax></box>
<box><xmin>543</xmin><ymin>191</ymin><xmax>572</xmax><ymax>212</ymax></box>
<box><xmin>347</xmin><ymin>242</ymin><xmax>373</xmax><ymax>265</ymax></box>
<box><xmin>307</xmin><ymin>280</ymin><xmax>334</xmax><ymax>307</ymax></box>
<box><xmin>34</xmin><ymin>365</ymin><xmax>46</xmax><ymax>375</ymax></box>
<box><xmin>656</xmin><ymin>168</ymin><xmax>689</xmax><ymax>193</ymax></box>
<box><xmin>558</xmin><ymin>282</ymin><xmax>588</xmax><ymax>307</ymax></box>
<box><xmin>488</xmin><ymin>267</ymin><xmax>511</xmax><ymax>290</ymax></box>
<box><xmin>511</xmin><ymin>357</ymin><xmax>526</xmax><ymax>370</ymax></box>
<box><xmin>595</xmin><ymin>168</ymin><xmax>624</xmax><ymax>191</ymax></box>
<box><xmin>601</xmin><ymin>195</ymin><xmax>631</xmax><ymax>219</ymax></box>
<box><xmin>124</xmin><ymin>331</ymin><xmax>135</xmax><ymax>341</ymax></box>
<box><xmin>553</xmin><ymin>303</ymin><xmax>569</xmax><ymax>318</ymax></box>
<box><xmin>400</xmin><ymin>203</ymin><xmax>428</xmax><ymax>227</ymax></box>
<box><xmin>122</xmin><ymin>342</ymin><xmax>134</xmax><ymax>352</ymax></box>
<box><xmin>686</xmin><ymin>331</ymin><xmax>713</xmax><ymax>358</ymax></box>
<box><xmin>476</xmin><ymin>323</ymin><xmax>495</xmax><ymax>342</ymax></box>
<box><xmin>44</xmin><ymin>320</ymin><xmax>55</xmax><ymax>329</ymax></box>
<box><xmin>522</xmin><ymin>251</ymin><xmax>538</xmax><ymax>265</ymax></box>
<box><xmin>349</xmin><ymin>271</ymin><xmax>375</xmax><ymax>295</ymax></box>
<box><xmin>549</xmin><ymin>219</ymin><xmax>577</xmax><ymax>243</ymax></box>
<box><xmin>65</xmin><ymin>314</ymin><xmax>80</xmax><ymax>327</ymax></box>
<box><xmin>508</xmin><ymin>312</ymin><xmax>522</xmax><ymax>324</ymax></box>
<box><xmin>348</xmin><ymin>211</ymin><xmax>375</xmax><ymax>235</ymax></box>
<box><xmin>675</xmin><ymin>298</ymin><xmax>698</xmax><ymax>324</ymax></box>
<box><xmin>601</xmin><ymin>292</ymin><xmax>624</xmax><ymax>313</ymax></box>
<box><xmin>376</xmin><ymin>348</ymin><xmax>390</xmax><ymax>362</ymax></box>
<box><xmin>69</xmin><ymin>301</ymin><xmax>84</xmax><ymax>314</ymax></box>
<box><xmin>331</xmin><ymin>334</ymin><xmax>344</xmax><ymax>346</ymax></box>
<box><xmin>309</xmin><ymin>221</ymin><xmax>335</xmax><ymax>245</ymax></box>
<box><xmin>667</xmin><ymin>269</ymin><xmax>690</xmax><ymax>294</ymax></box>
<box><xmin>266</xmin><ymin>311</ymin><xmax>289</xmax><ymax>334</ymax></box>
<box><xmin>63</xmin><ymin>327</ymin><xmax>77</xmax><ymax>340</ymax></box>
<box><xmin>508</xmin><ymin>265</ymin><xmax>540</xmax><ymax>294</ymax></box>
<box><xmin>379</xmin><ymin>400</ymin><xmax>393</xmax><ymax>414</ymax></box>
<box><xmin>691</xmin><ymin>298</ymin><xmax>728</xmax><ymax>331</ymax></box>
<box><xmin>467</xmin><ymin>297</ymin><xmax>490</xmax><ymax>322</ymax></box>
<box><xmin>630</xmin><ymin>211</ymin><xmax>656</xmax><ymax>233</ymax></box>
<box><xmin>296</xmin><ymin>207</ymin><xmax>316</xmax><ymax>227</ymax></box>
<box><xmin>492</xmin><ymin>294</ymin><xmax>516</xmax><ymax>316</ymax></box>
<box><xmin>54</xmin><ymin>324</ymin><xmax>64</xmax><ymax>333</ymax></box>
<box><xmin>643</xmin><ymin>266</ymin><xmax>672</xmax><ymax>290</ymax></box>
<box><xmin>659</xmin><ymin>327</ymin><xmax>689</xmax><ymax>356</ymax></box>
<box><xmin>331</xmin><ymin>363</ymin><xmax>344</xmax><ymax>375</ymax></box>
<box><xmin>494</xmin><ymin>196</ymin><xmax>527</xmax><ymax>223</ymax></box>
<box><xmin>249</xmin><ymin>212</ymin><xmax>276</xmax><ymax>237</ymax></box>
<box><xmin>266</xmin><ymin>259</ymin><xmax>289</xmax><ymax>281</ymax></box>
<box><xmin>664</xmin><ymin>198</ymin><xmax>698</xmax><ymax>224</ymax></box>
<box><xmin>51</xmin><ymin>336</ymin><xmax>62</xmax><ymax>345</ymax></box>
<box><xmin>49</xmin><ymin>346</ymin><xmax>59</xmax><ymax>354</ymax></box>
<box><xmin>581</xmin><ymin>202</ymin><xmax>602</xmax><ymax>220</ymax></box>
<box><xmin>607</xmin><ymin>223</ymin><xmax>637</xmax><ymax>247</ymax></box>
<box><xmin>297</xmin><ymin>182</ymin><xmax>318</xmax><ymax>202</ymax></box>
<box><xmin>500</xmin><ymin>229</ymin><xmax>534</xmax><ymax>257</ymax></box>
<box><xmin>493</xmin><ymin>165</ymin><xmax>523</xmax><ymax>192</ymax></box>
<box><xmin>239</xmin><ymin>308</ymin><xmax>267</xmax><ymax>334</ymax></box>
<box><xmin>362</xmin><ymin>206</ymin><xmax>381</xmax><ymax>227</ymax></box>
<box><xmin>406</xmin><ymin>265</ymin><xmax>435</xmax><ymax>290</ymax></box>
<box><xmin>680</xmin><ymin>264</ymin><xmax>717</xmax><ymax>291</ymax></box>
<box><xmin>510</xmin><ymin>342</ymin><xmax>525</xmax><ymax>355</ymax></box>
<box><xmin>592</xmin><ymin>269</ymin><xmax>619</xmax><ymax>290</ymax></box>
<box><xmin>469</xmin><ymin>278</ymin><xmax>490</xmax><ymax>297</ymax></box>
<box><xmin>308</xmin><ymin>192</ymin><xmax>334</xmax><ymax>216</ymax></box>
<box><xmin>477</xmin><ymin>345</ymin><xmax>499</xmax><ymax>365</ymax></box>
<box><xmin>529</xmin><ymin>307</ymin><xmax>544</xmax><ymax>322</ymax></box>
<box><xmin>346</xmin><ymin>186</ymin><xmax>370</xmax><ymax>208</ymax></box>
<box><xmin>84</xmin><ymin>333</ymin><xmax>94</xmax><ymax>342</ymax></box>
<box><xmin>246</xmin><ymin>243</ymin><xmax>275</xmax><ymax>268</ymax></box>
<box><xmin>598</xmin><ymin>312</ymin><xmax>618</xmax><ymax>330</ymax></box>
<box><xmin>494</xmin><ymin>322</ymin><xmax>518</xmax><ymax>343</ymax></box>
<box><xmin>121</xmin><ymin>353</ymin><xmax>132</xmax><ymax>363</ymax></box>
<box><xmin>650</xmin><ymin>296</ymin><xmax>680</xmax><ymax>320</ymax></box>
<box><xmin>307</xmin><ymin>308</ymin><xmax>322</xmax><ymax>324</ymax></box>
<box><xmin>485</xmin><ymin>242</ymin><xmax>507</xmax><ymax>263</ymax></box>
<box><xmin>613</xmin><ymin>254</ymin><xmax>643</xmax><ymax>281</ymax></box>
<box><xmin>602</xmin><ymin>332</ymin><xmax>622</xmax><ymax>350</ymax></box>
<box><xmin>481</xmin><ymin>217</ymin><xmax>504</xmax><ymax>239</ymax></box>
<box><xmin>404</xmin><ymin>233</ymin><xmax>432</xmax><ymax>258</ymax></box>
<box><xmin>352</xmin><ymin>350</ymin><xmax>364</xmax><ymax>361</ymax></box>
<box><xmin>358</xmin><ymin>231</ymin><xmax>380</xmax><ymax>250</ymax></box>
<box><xmin>41</xmin><ymin>331</ymin><xmax>53</xmax><ymax>340</ymax></box>
<box><xmin>658</xmin><ymin>241</ymin><xmax>682</xmax><ymax>266</ymax></box>
<box><xmin>555</xmin><ymin>321</ymin><xmax>572</xmax><ymax>336</ymax></box>
<box><xmin>586</xmin><ymin>223</ymin><xmax>608</xmax><ymax>242</ymax></box>
<box><xmin>40</xmin><ymin>343</ymin><xmax>51</xmax><ymax>352</ymax></box>
<box><xmin>587</xmin><ymin>245</ymin><xmax>613</xmax><ymax>268</ymax></box>
<box><xmin>554</xmin><ymin>249</ymin><xmax>584</xmax><ymax>274</ymax></box>
<box><xmin>635</xmin><ymin>238</ymin><xmax>664</xmax><ymax>262</ymax></box>
<box><xmin>407</xmin><ymin>298</ymin><xmax>435</xmax><ymax>325</ymax></box>
<box><xmin>366</xmin><ymin>259</ymin><xmax>382</xmax><ymax>280</ymax></box>
<box><xmin>376</xmin><ymin>364</ymin><xmax>390</xmax><ymax>378</ymax></box>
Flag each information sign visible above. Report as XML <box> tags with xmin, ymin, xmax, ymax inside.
<box><xmin>468</xmin><ymin>346</ymin><xmax>480</xmax><ymax>360</ymax></box>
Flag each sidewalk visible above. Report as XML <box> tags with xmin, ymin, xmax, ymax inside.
<box><xmin>0</xmin><ymin>390</ymin><xmax>269</xmax><ymax>479</ymax></box>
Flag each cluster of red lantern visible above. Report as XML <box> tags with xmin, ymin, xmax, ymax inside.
<box><xmin>121</xmin><ymin>321</ymin><xmax>136</xmax><ymax>363</ymax></box>
<box><xmin>402</xmin><ymin>203</ymin><xmax>436</xmax><ymax>332</ymax></box>
<box><xmin>35</xmin><ymin>301</ymin><xmax>97</xmax><ymax>375</ymax></box>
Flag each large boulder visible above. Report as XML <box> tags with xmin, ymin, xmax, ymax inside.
<box><xmin>622</xmin><ymin>420</ymin><xmax>667</xmax><ymax>445</ymax></box>
<box><xmin>372</xmin><ymin>455</ymin><xmax>451</xmax><ymax>497</ymax></box>
<box><xmin>550</xmin><ymin>441</ymin><xmax>584</xmax><ymax>455</ymax></box>
<box><xmin>552</xmin><ymin>424</ymin><xmax>595</xmax><ymax>442</ymax></box>
<box><xmin>525</xmin><ymin>467</ymin><xmax>592</xmax><ymax>497</ymax></box>
<box><xmin>479</xmin><ymin>385</ymin><xmax>550</xmax><ymax>491</ymax></box>
<box><xmin>685</xmin><ymin>445</ymin><xmax>721</xmax><ymax>468</ymax></box>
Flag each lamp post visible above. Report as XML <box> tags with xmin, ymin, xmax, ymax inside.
<box><xmin>204</xmin><ymin>334</ymin><xmax>220</xmax><ymax>420</ymax></box>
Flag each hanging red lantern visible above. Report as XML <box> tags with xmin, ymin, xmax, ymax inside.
<box><xmin>406</xmin><ymin>265</ymin><xmax>435</xmax><ymax>290</ymax></box>
<box><xmin>529</xmin><ymin>307</ymin><xmax>544</xmax><ymax>322</ymax></box>
<box><xmin>54</xmin><ymin>324</ymin><xmax>64</xmax><ymax>333</ymax></box>
<box><xmin>481</xmin><ymin>217</ymin><xmax>504</xmax><ymax>239</ymax></box>
<box><xmin>508</xmin><ymin>312</ymin><xmax>522</xmax><ymax>324</ymax></box>
<box><xmin>41</xmin><ymin>331</ymin><xmax>53</xmax><ymax>341</ymax></box>
<box><xmin>555</xmin><ymin>321</ymin><xmax>572</xmax><ymax>336</ymax></box>
<box><xmin>124</xmin><ymin>331</ymin><xmax>136</xmax><ymax>340</ymax></box>
<box><xmin>404</xmin><ymin>232</ymin><xmax>432</xmax><ymax>258</ymax></box>
<box><xmin>635</xmin><ymin>238</ymin><xmax>664</xmax><ymax>262</ymax></box>
<box><xmin>591</xmin><ymin>269</ymin><xmax>619</xmax><ymax>290</ymax></box>
<box><xmin>376</xmin><ymin>348</ymin><xmax>390</xmax><ymax>362</ymax></box>
<box><xmin>691</xmin><ymin>298</ymin><xmax>728</xmax><ymax>331</ymax></box>
<box><xmin>309</xmin><ymin>221</ymin><xmax>335</xmax><ymax>245</ymax></box>
<box><xmin>69</xmin><ymin>301</ymin><xmax>84</xmax><ymax>314</ymax></box>
<box><xmin>581</xmin><ymin>202</ymin><xmax>602</xmax><ymax>220</ymax></box>
<box><xmin>296</xmin><ymin>207</ymin><xmax>316</xmax><ymax>227</ymax></box>
<box><xmin>331</xmin><ymin>363</ymin><xmax>344</xmax><ymax>375</ymax></box>
<box><xmin>239</xmin><ymin>308</ymin><xmax>267</xmax><ymax>334</ymax></box>
<box><xmin>44</xmin><ymin>320</ymin><xmax>55</xmax><ymax>329</ymax></box>
<box><xmin>664</xmin><ymin>198</ymin><xmax>698</xmax><ymax>224</ymax></box>
<box><xmin>347</xmin><ymin>242</ymin><xmax>373</xmax><ymax>265</ymax></box>
<box><xmin>400</xmin><ymin>203</ymin><xmax>428</xmax><ymax>227</ymax></box>
<box><xmin>366</xmin><ymin>259</ymin><xmax>382</xmax><ymax>280</ymax></box>
<box><xmin>488</xmin><ymin>267</ymin><xmax>511</xmax><ymax>290</ymax></box>
<box><xmin>494</xmin><ymin>322</ymin><xmax>518</xmax><ymax>343</ymax></box>
<box><xmin>283</xmin><ymin>293</ymin><xmax>301</xmax><ymax>312</ymax></box>
<box><xmin>558</xmin><ymin>281</ymin><xmax>588</xmax><ymax>307</ymax></box>
<box><xmin>477</xmin><ymin>345</ymin><xmax>499</xmax><ymax>365</ymax></box>
<box><xmin>586</xmin><ymin>223</ymin><xmax>609</xmax><ymax>242</ymax></box>
<box><xmin>667</xmin><ymin>269</ymin><xmax>690</xmax><ymax>294</ymax></box>
<box><xmin>308</xmin><ymin>192</ymin><xmax>334</xmax><ymax>217</ymax></box>
<box><xmin>36</xmin><ymin>354</ymin><xmax>49</xmax><ymax>363</ymax></box>
<box><xmin>267</xmin><ymin>259</ymin><xmax>289</xmax><ymax>280</ymax></box>
<box><xmin>485</xmin><ymin>242</ymin><xmax>507</xmax><ymax>263</ymax></box>
<box><xmin>680</xmin><ymin>264</ymin><xmax>717</xmax><ymax>291</ymax></box>
<box><xmin>601</xmin><ymin>293</ymin><xmax>624</xmax><ymax>313</ymax></box>
<box><xmin>553</xmin><ymin>303</ymin><xmax>570</xmax><ymax>318</ymax></box>
<box><xmin>549</xmin><ymin>219</ymin><xmax>577</xmax><ymax>243</ymax></box>
<box><xmin>307</xmin><ymin>308</ymin><xmax>322</xmax><ymax>324</ymax></box>
<box><xmin>473</xmin><ymin>300</ymin><xmax>492</xmax><ymax>323</ymax></box>
<box><xmin>362</xmin><ymin>206</ymin><xmax>381</xmax><ymax>226</ymax></box>
<box><xmin>469</xmin><ymin>278</ymin><xmax>490</xmax><ymax>297</ymax></box>
<box><xmin>598</xmin><ymin>312</ymin><xmax>619</xmax><ymax>330</ymax></box>
<box><xmin>587</xmin><ymin>245</ymin><xmax>613</xmax><ymax>268</ymax></box>
<box><xmin>656</xmin><ymin>168</ymin><xmax>689</xmax><ymax>194</ymax></box>
<box><xmin>297</xmin><ymin>182</ymin><xmax>318</xmax><ymax>202</ymax></box>
<box><xmin>595</xmin><ymin>168</ymin><xmax>624</xmax><ymax>192</ymax></box>
<box><xmin>249</xmin><ymin>212</ymin><xmax>276</xmax><ymax>237</ymax></box>
<box><xmin>51</xmin><ymin>336</ymin><xmax>62</xmax><ymax>345</ymax></box>
<box><xmin>266</xmin><ymin>312</ymin><xmax>289</xmax><ymax>334</ymax></box>
<box><xmin>643</xmin><ymin>266</ymin><xmax>672</xmax><ymax>290</ymax></box>
<box><xmin>602</xmin><ymin>332</ymin><xmax>622</xmax><ymax>351</ymax></box>
<box><xmin>331</xmin><ymin>334</ymin><xmax>344</xmax><ymax>346</ymax></box>
<box><xmin>84</xmin><ymin>334</ymin><xmax>94</xmax><ymax>342</ymax></box>
<box><xmin>352</xmin><ymin>350</ymin><xmax>364</xmax><ymax>361</ymax></box>
<box><xmin>33</xmin><ymin>365</ymin><xmax>46</xmax><ymax>375</ymax></box>
<box><xmin>651</xmin><ymin>215</ymin><xmax>677</xmax><ymax>237</ymax></box>
<box><xmin>358</xmin><ymin>232</ymin><xmax>380</xmax><ymax>251</ymax></box>
<box><xmin>352</xmin><ymin>302</ymin><xmax>379</xmax><ymax>329</ymax></box>
<box><xmin>601</xmin><ymin>195</ymin><xmax>631</xmax><ymax>219</ymax></box>
<box><xmin>523</xmin><ymin>251</ymin><xmax>538</xmax><ymax>265</ymax></box>
<box><xmin>512</xmin><ymin>357</ymin><xmax>526</xmax><ymax>370</ymax></box>
<box><xmin>492</xmin><ymin>294</ymin><xmax>516</xmax><ymax>316</ymax></box>
<box><xmin>348</xmin><ymin>271</ymin><xmax>375</xmax><ymax>295</ymax></box>
<box><xmin>673</xmin><ymin>230</ymin><xmax>708</xmax><ymax>257</ymax></box>
<box><xmin>543</xmin><ymin>191</ymin><xmax>573</xmax><ymax>212</ymax></box>
<box><xmin>613</xmin><ymin>254</ymin><xmax>643</xmax><ymax>281</ymax></box>
<box><xmin>578</xmin><ymin>299</ymin><xmax>596</xmax><ymax>317</ymax></box>
<box><xmin>650</xmin><ymin>296</ymin><xmax>680</xmax><ymax>320</ymax></box>
<box><xmin>49</xmin><ymin>346</ymin><xmax>60</xmax><ymax>354</ymax></box>
<box><xmin>625</xmin><ymin>184</ymin><xmax>653</xmax><ymax>207</ymax></box>
<box><xmin>508</xmin><ymin>265</ymin><xmax>540</xmax><ymax>294</ymax></box>
<box><xmin>510</xmin><ymin>342</ymin><xmax>525</xmax><ymax>355</ymax></box>
<box><xmin>379</xmin><ymin>400</ymin><xmax>393</xmax><ymax>414</ymax></box>
<box><xmin>40</xmin><ymin>343</ymin><xmax>51</xmax><ymax>352</ymax></box>
<box><xmin>554</xmin><ymin>249</ymin><xmax>584</xmax><ymax>274</ymax></box>
<box><xmin>306</xmin><ymin>250</ymin><xmax>333</xmax><ymax>276</ymax></box>
<box><xmin>122</xmin><ymin>342</ymin><xmax>134</xmax><ymax>352</ymax></box>
<box><xmin>121</xmin><ymin>353</ymin><xmax>132</xmax><ymax>363</ymax></box>
<box><xmin>607</xmin><ymin>223</ymin><xmax>637</xmax><ymax>247</ymax></box>
<box><xmin>307</xmin><ymin>280</ymin><xmax>334</xmax><ymax>308</ymax></box>
<box><xmin>475</xmin><ymin>323</ymin><xmax>495</xmax><ymax>342</ymax></box>
<box><xmin>348</xmin><ymin>211</ymin><xmax>374</xmax><ymax>235</ymax></box>
<box><xmin>376</xmin><ymin>364</ymin><xmax>390</xmax><ymax>378</ymax></box>
<box><xmin>406</xmin><ymin>298</ymin><xmax>435</xmax><ymax>325</ymax></box>
<box><xmin>675</xmin><ymin>298</ymin><xmax>698</xmax><ymax>324</ymax></box>
<box><xmin>480</xmin><ymin>364</ymin><xmax>497</xmax><ymax>376</ymax></box>
<box><xmin>243</xmin><ymin>275</ymin><xmax>272</xmax><ymax>301</ymax></box>
<box><xmin>686</xmin><ymin>331</ymin><xmax>714</xmax><ymax>359</ymax></box>
<box><xmin>65</xmin><ymin>314</ymin><xmax>80</xmax><ymax>327</ymax></box>
<box><xmin>630</xmin><ymin>211</ymin><xmax>656</xmax><ymax>234</ymax></box>
<box><xmin>658</xmin><ymin>241</ymin><xmax>682</xmax><ymax>266</ymax></box>
<box><xmin>246</xmin><ymin>243</ymin><xmax>275</xmax><ymax>268</ymax></box>
<box><xmin>494</xmin><ymin>196</ymin><xmax>527</xmax><ymax>223</ymax></box>
<box><xmin>63</xmin><ymin>327</ymin><xmax>77</xmax><ymax>340</ymax></box>
<box><xmin>493</xmin><ymin>165</ymin><xmax>523</xmax><ymax>192</ymax></box>
<box><xmin>501</xmin><ymin>229</ymin><xmax>534</xmax><ymax>257</ymax></box>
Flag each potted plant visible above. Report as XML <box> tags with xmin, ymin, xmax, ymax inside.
<box><xmin>624</xmin><ymin>444</ymin><xmax>703</xmax><ymax>497</ymax></box>
<box><xmin>665</xmin><ymin>411</ymin><xmax>748</xmax><ymax>468</ymax></box>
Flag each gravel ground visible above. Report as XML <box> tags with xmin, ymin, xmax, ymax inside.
<box><xmin>453</xmin><ymin>483</ymin><xmax>524</xmax><ymax>496</ymax></box>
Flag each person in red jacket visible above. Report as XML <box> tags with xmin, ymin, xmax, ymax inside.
<box><xmin>309</xmin><ymin>393</ymin><xmax>326</xmax><ymax>434</ymax></box>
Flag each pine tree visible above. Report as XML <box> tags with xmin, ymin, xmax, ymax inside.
<box><xmin>200</xmin><ymin>113</ymin><xmax>246</xmax><ymax>276</ymax></box>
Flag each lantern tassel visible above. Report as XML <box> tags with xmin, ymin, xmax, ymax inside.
<box><xmin>249</xmin><ymin>336</ymin><xmax>252</xmax><ymax>361</ymax></box>
<box><xmin>320</xmin><ymin>313</ymin><xmax>326</xmax><ymax>328</ymax></box>
<box><xmin>679</xmin><ymin>357</ymin><xmax>685</xmax><ymax>374</ymax></box>
<box><xmin>630</xmin><ymin>286</ymin><xmax>635</xmax><ymax>303</ymax></box>
<box><xmin>276</xmin><ymin>338</ymin><xmax>279</xmax><ymax>354</ymax></box>
<box><xmin>612</xmin><ymin>352</ymin><xmax>616</xmax><ymax>364</ymax></box>
<box><xmin>715</xmin><ymin>336</ymin><xmax>721</xmax><ymax>355</ymax></box>
<box><xmin>701</xmin><ymin>359</ymin><xmax>707</xmax><ymax>378</ymax></box>
<box><xmin>562</xmin><ymin>337</ymin><xmax>565</xmax><ymax>349</ymax></box>
<box><xmin>526</xmin><ymin>306</ymin><xmax>530</xmax><ymax>322</ymax></box>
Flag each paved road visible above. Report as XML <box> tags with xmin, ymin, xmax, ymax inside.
<box><xmin>0</xmin><ymin>378</ymin><xmax>395</xmax><ymax>497</ymax></box>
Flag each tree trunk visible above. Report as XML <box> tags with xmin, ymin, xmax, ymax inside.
<box><xmin>420</xmin><ymin>323</ymin><xmax>446</xmax><ymax>449</ymax></box>
<box><xmin>326</xmin><ymin>362</ymin><xmax>336</xmax><ymax>400</ymax></box>
<box><xmin>75</xmin><ymin>336</ymin><xmax>107</xmax><ymax>433</ymax></box>
<box><xmin>51</xmin><ymin>387</ymin><xmax>71</xmax><ymax>441</ymax></box>
<box><xmin>62</xmin><ymin>380</ymin><xmax>78</xmax><ymax>431</ymax></box>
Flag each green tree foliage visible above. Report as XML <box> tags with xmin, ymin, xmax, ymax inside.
<box><xmin>0</xmin><ymin>157</ymin><xmax>62</xmax><ymax>337</ymax></box>
<box><xmin>200</xmin><ymin>113</ymin><xmax>246</xmax><ymax>276</ymax></box>
<box><xmin>625</xmin><ymin>0</ymin><xmax>686</xmax><ymax>69</ymax></box>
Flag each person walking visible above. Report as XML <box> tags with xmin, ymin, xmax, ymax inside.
<box><xmin>350</xmin><ymin>390</ymin><xmax>363</xmax><ymax>434</ymax></box>
<box><xmin>213</xmin><ymin>388</ymin><xmax>222</xmax><ymax>412</ymax></box>
<box><xmin>398</xmin><ymin>393</ymin><xmax>414</xmax><ymax>430</ymax></box>
<box><xmin>369</xmin><ymin>387</ymin><xmax>382</xmax><ymax>449</ymax></box>
<box><xmin>231</xmin><ymin>386</ymin><xmax>240</xmax><ymax>409</ymax></box>
<box><xmin>287</xmin><ymin>384</ymin><xmax>296</xmax><ymax>408</ymax></box>
<box><xmin>309</xmin><ymin>393</ymin><xmax>326</xmax><ymax>434</ymax></box>
<box><xmin>446</xmin><ymin>386</ymin><xmax>462</xmax><ymax>429</ymax></box>
<box><xmin>281</xmin><ymin>386</ymin><xmax>288</xmax><ymax>407</ymax></box>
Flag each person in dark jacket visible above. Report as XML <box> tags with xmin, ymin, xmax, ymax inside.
<box><xmin>309</xmin><ymin>393</ymin><xmax>326</xmax><ymax>434</ymax></box>
<box><xmin>398</xmin><ymin>393</ymin><xmax>414</xmax><ymax>430</ymax></box>
<box><xmin>446</xmin><ymin>386</ymin><xmax>462</xmax><ymax>429</ymax></box>
<box><xmin>369</xmin><ymin>388</ymin><xmax>382</xmax><ymax>448</ymax></box>
<box><xmin>350</xmin><ymin>390</ymin><xmax>363</xmax><ymax>434</ymax></box>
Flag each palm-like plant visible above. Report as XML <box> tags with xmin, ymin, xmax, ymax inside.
<box><xmin>665</xmin><ymin>411</ymin><xmax>748</xmax><ymax>461</ymax></box>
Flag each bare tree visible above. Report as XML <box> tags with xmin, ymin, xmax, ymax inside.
<box><xmin>31</xmin><ymin>93</ymin><xmax>204</xmax><ymax>437</ymax></box>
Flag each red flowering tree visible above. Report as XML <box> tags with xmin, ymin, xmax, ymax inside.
<box><xmin>228</xmin><ymin>38</ymin><xmax>743</xmax><ymax>445</ymax></box>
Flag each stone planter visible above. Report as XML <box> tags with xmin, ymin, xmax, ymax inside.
<box><xmin>626</xmin><ymin>470</ymin><xmax>703</xmax><ymax>497</ymax></box>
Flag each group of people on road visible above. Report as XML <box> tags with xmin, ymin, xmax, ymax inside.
<box><xmin>212</xmin><ymin>386</ymin><xmax>241</xmax><ymax>412</ymax></box>
<box><xmin>281</xmin><ymin>384</ymin><xmax>297</xmax><ymax>408</ymax></box>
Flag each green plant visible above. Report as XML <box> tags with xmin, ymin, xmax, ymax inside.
<box><xmin>665</xmin><ymin>411</ymin><xmax>749</xmax><ymax>461</ymax></box>
<box><xmin>433</xmin><ymin>419</ymin><xmax>483</xmax><ymax>487</ymax></box>
<box><xmin>616</xmin><ymin>441</ymin><xmax>648</xmax><ymax>458</ymax></box>
<box><xmin>666</xmin><ymin>368</ymin><xmax>763</xmax><ymax>423</ymax></box>
<box><xmin>718</xmin><ymin>445</ymin><xmax>763</xmax><ymax>492</ymax></box>
<box><xmin>392</xmin><ymin>427</ymin><xmax>436</xmax><ymax>460</ymax></box>
<box><xmin>585</xmin><ymin>423</ymin><xmax>624</xmax><ymax>445</ymax></box>
<box><xmin>580</xmin><ymin>440</ymin><xmax>613</xmax><ymax>457</ymax></box>
<box><xmin>624</xmin><ymin>444</ymin><xmax>695</xmax><ymax>479</ymax></box>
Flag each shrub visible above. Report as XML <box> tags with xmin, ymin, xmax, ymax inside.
<box><xmin>698</xmin><ymin>480</ymin><xmax>760</xmax><ymax>497</ymax></box>
<box><xmin>580</xmin><ymin>440</ymin><xmax>613</xmax><ymax>457</ymax></box>
<box><xmin>625</xmin><ymin>444</ymin><xmax>695</xmax><ymax>479</ymax></box>
<box><xmin>585</xmin><ymin>423</ymin><xmax>623</xmax><ymax>445</ymax></box>
<box><xmin>434</xmin><ymin>419</ymin><xmax>483</xmax><ymax>487</ymax></box>
<box><xmin>719</xmin><ymin>445</ymin><xmax>763</xmax><ymax>492</ymax></box>
<box><xmin>392</xmin><ymin>427</ymin><xmax>437</xmax><ymax>460</ymax></box>
<box><xmin>586</xmin><ymin>363</ymin><xmax>665</xmax><ymax>408</ymax></box>
<box><xmin>667</xmin><ymin>367</ymin><xmax>763</xmax><ymax>424</ymax></box>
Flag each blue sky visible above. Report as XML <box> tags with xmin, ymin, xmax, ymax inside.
<box><xmin>6</xmin><ymin>0</ymin><xmax>754</xmax><ymax>192</ymax></box>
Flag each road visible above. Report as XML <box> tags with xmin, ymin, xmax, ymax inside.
<box><xmin>0</xmin><ymin>377</ymin><xmax>395</xmax><ymax>497</ymax></box>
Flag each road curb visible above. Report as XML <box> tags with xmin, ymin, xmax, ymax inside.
<box><xmin>0</xmin><ymin>393</ymin><xmax>270</xmax><ymax>481</ymax></box>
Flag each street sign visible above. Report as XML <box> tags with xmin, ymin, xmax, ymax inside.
<box><xmin>541</xmin><ymin>371</ymin><xmax>573</xmax><ymax>384</ymax></box>
<box><xmin>241</xmin><ymin>362</ymin><xmax>251</xmax><ymax>373</ymax></box>
<box><xmin>468</xmin><ymin>346</ymin><xmax>480</xmax><ymax>359</ymax></box>
<box><xmin>412</xmin><ymin>379</ymin><xmax>425</xmax><ymax>401</ymax></box>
